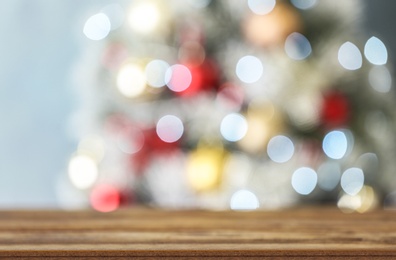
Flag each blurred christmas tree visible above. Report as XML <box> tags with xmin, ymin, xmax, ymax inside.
<box><xmin>61</xmin><ymin>0</ymin><xmax>396</xmax><ymax>212</ymax></box>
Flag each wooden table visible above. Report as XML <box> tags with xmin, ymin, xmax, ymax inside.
<box><xmin>0</xmin><ymin>207</ymin><xmax>395</xmax><ymax>258</ymax></box>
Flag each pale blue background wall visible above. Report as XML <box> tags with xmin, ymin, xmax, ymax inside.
<box><xmin>0</xmin><ymin>1</ymin><xmax>91</xmax><ymax>207</ymax></box>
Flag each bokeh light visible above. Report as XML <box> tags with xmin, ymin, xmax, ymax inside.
<box><xmin>292</xmin><ymin>167</ymin><xmax>317</xmax><ymax>195</ymax></box>
<box><xmin>101</xmin><ymin>4</ymin><xmax>124</xmax><ymax>31</ymax></box>
<box><xmin>290</xmin><ymin>0</ymin><xmax>317</xmax><ymax>10</ymax></box>
<box><xmin>90</xmin><ymin>184</ymin><xmax>120</xmax><ymax>212</ymax></box>
<box><xmin>83</xmin><ymin>13</ymin><xmax>111</xmax><ymax>41</ymax></box>
<box><xmin>338</xmin><ymin>185</ymin><xmax>377</xmax><ymax>213</ymax></box>
<box><xmin>165</xmin><ymin>64</ymin><xmax>192</xmax><ymax>92</ymax></box>
<box><xmin>287</xmin><ymin>94</ymin><xmax>321</xmax><ymax>130</ymax></box>
<box><xmin>357</xmin><ymin>153</ymin><xmax>378</xmax><ymax>169</ymax></box>
<box><xmin>284</xmin><ymin>32</ymin><xmax>312</xmax><ymax>60</ymax></box>
<box><xmin>101</xmin><ymin>43</ymin><xmax>129</xmax><ymax>71</ymax></box>
<box><xmin>128</xmin><ymin>2</ymin><xmax>160</xmax><ymax>34</ymax></box>
<box><xmin>341</xmin><ymin>167</ymin><xmax>364</xmax><ymax>196</ymax></box>
<box><xmin>364</xmin><ymin>110</ymin><xmax>389</xmax><ymax>137</ymax></box>
<box><xmin>216</xmin><ymin>83</ymin><xmax>245</xmax><ymax>110</ymax></box>
<box><xmin>320</xmin><ymin>91</ymin><xmax>350</xmax><ymax>127</ymax></box>
<box><xmin>364</xmin><ymin>36</ymin><xmax>388</xmax><ymax>65</ymax></box>
<box><xmin>237</xmin><ymin>101</ymin><xmax>283</xmax><ymax>153</ymax></box>
<box><xmin>145</xmin><ymin>59</ymin><xmax>170</xmax><ymax>88</ymax></box>
<box><xmin>317</xmin><ymin>161</ymin><xmax>341</xmax><ymax>191</ymax></box>
<box><xmin>369</xmin><ymin>65</ymin><xmax>392</xmax><ymax>93</ymax></box>
<box><xmin>78</xmin><ymin>135</ymin><xmax>105</xmax><ymax>162</ymax></box>
<box><xmin>187</xmin><ymin>0</ymin><xmax>212</xmax><ymax>9</ymax></box>
<box><xmin>236</xmin><ymin>55</ymin><xmax>263</xmax><ymax>84</ymax></box>
<box><xmin>267</xmin><ymin>135</ymin><xmax>294</xmax><ymax>163</ymax></box>
<box><xmin>384</xmin><ymin>191</ymin><xmax>396</xmax><ymax>210</ymax></box>
<box><xmin>247</xmin><ymin>0</ymin><xmax>276</xmax><ymax>15</ymax></box>
<box><xmin>117</xmin><ymin>64</ymin><xmax>146</xmax><ymax>98</ymax></box>
<box><xmin>322</xmin><ymin>130</ymin><xmax>349</xmax><ymax>160</ymax></box>
<box><xmin>238</xmin><ymin>113</ymin><xmax>271</xmax><ymax>153</ymax></box>
<box><xmin>117</xmin><ymin>126</ymin><xmax>145</xmax><ymax>154</ymax></box>
<box><xmin>156</xmin><ymin>115</ymin><xmax>184</xmax><ymax>143</ymax></box>
<box><xmin>224</xmin><ymin>153</ymin><xmax>252</xmax><ymax>188</ymax></box>
<box><xmin>220</xmin><ymin>113</ymin><xmax>248</xmax><ymax>142</ymax></box>
<box><xmin>338</xmin><ymin>42</ymin><xmax>362</xmax><ymax>70</ymax></box>
<box><xmin>187</xmin><ymin>147</ymin><xmax>224</xmax><ymax>191</ymax></box>
<box><xmin>68</xmin><ymin>154</ymin><xmax>98</xmax><ymax>189</ymax></box>
<box><xmin>178</xmin><ymin>41</ymin><xmax>206</xmax><ymax>65</ymax></box>
<box><xmin>230</xmin><ymin>189</ymin><xmax>259</xmax><ymax>210</ymax></box>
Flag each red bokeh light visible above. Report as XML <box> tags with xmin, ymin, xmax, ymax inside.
<box><xmin>321</xmin><ymin>91</ymin><xmax>350</xmax><ymax>128</ymax></box>
<box><xmin>90</xmin><ymin>184</ymin><xmax>121</xmax><ymax>212</ymax></box>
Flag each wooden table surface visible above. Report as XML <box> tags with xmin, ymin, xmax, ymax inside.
<box><xmin>0</xmin><ymin>206</ymin><xmax>395</xmax><ymax>258</ymax></box>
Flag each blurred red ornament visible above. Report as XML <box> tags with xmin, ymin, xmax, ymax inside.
<box><xmin>104</xmin><ymin>115</ymin><xmax>146</xmax><ymax>157</ymax></box>
<box><xmin>129</xmin><ymin>128</ymin><xmax>180</xmax><ymax>174</ymax></box>
<box><xmin>216</xmin><ymin>82</ymin><xmax>245</xmax><ymax>110</ymax></box>
<box><xmin>145</xmin><ymin>128</ymin><xmax>180</xmax><ymax>151</ymax></box>
<box><xmin>175</xmin><ymin>59</ymin><xmax>220</xmax><ymax>97</ymax></box>
<box><xmin>104</xmin><ymin>114</ymin><xmax>131</xmax><ymax>134</ymax></box>
<box><xmin>175</xmin><ymin>29</ymin><xmax>220</xmax><ymax>96</ymax></box>
<box><xmin>90</xmin><ymin>184</ymin><xmax>121</xmax><ymax>212</ymax></box>
<box><xmin>321</xmin><ymin>91</ymin><xmax>350</xmax><ymax>127</ymax></box>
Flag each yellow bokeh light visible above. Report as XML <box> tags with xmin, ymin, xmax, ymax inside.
<box><xmin>68</xmin><ymin>153</ymin><xmax>99</xmax><ymax>189</ymax></box>
<box><xmin>187</xmin><ymin>146</ymin><xmax>226</xmax><ymax>192</ymax></box>
<box><xmin>117</xmin><ymin>63</ymin><xmax>146</xmax><ymax>98</ymax></box>
<box><xmin>238</xmin><ymin>101</ymin><xmax>283</xmax><ymax>153</ymax></box>
<box><xmin>357</xmin><ymin>186</ymin><xmax>377</xmax><ymax>213</ymax></box>
<box><xmin>238</xmin><ymin>112</ymin><xmax>270</xmax><ymax>153</ymax></box>
<box><xmin>78</xmin><ymin>135</ymin><xmax>105</xmax><ymax>162</ymax></box>
<box><xmin>337</xmin><ymin>185</ymin><xmax>378</xmax><ymax>213</ymax></box>
<box><xmin>128</xmin><ymin>2</ymin><xmax>160</xmax><ymax>34</ymax></box>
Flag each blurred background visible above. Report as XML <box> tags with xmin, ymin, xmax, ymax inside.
<box><xmin>0</xmin><ymin>0</ymin><xmax>395</xmax><ymax>209</ymax></box>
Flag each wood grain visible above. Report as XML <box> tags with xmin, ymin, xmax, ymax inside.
<box><xmin>0</xmin><ymin>206</ymin><xmax>395</xmax><ymax>258</ymax></box>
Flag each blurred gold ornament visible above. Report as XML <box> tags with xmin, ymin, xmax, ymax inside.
<box><xmin>238</xmin><ymin>101</ymin><xmax>284</xmax><ymax>154</ymax></box>
<box><xmin>243</xmin><ymin>2</ymin><xmax>302</xmax><ymax>48</ymax></box>
<box><xmin>186</xmin><ymin>145</ymin><xmax>227</xmax><ymax>192</ymax></box>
